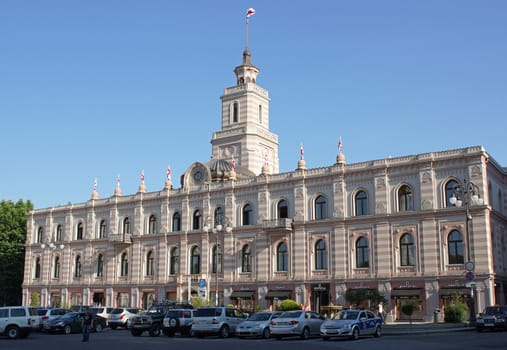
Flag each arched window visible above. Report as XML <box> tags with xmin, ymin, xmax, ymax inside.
<box><xmin>54</xmin><ymin>256</ymin><xmax>60</xmax><ymax>278</ymax></box>
<box><xmin>356</xmin><ymin>237</ymin><xmax>369</xmax><ymax>268</ymax></box>
<box><xmin>233</xmin><ymin>101</ymin><xmax>239</xmax><ymax>122</ymax></box>
<box><xmin>355</xmin><ymin>191</ymin><xmax>368</xmax><ymax>216</ymax></box>
<box><xmin>398</xmin><ymin>185</ymin><xmax>414</xmax><ymax>212</ymax></box>
<box><xmin>123</xmin><ymin>217</ymin><xmax>131</xmax><ymax>234</ymax></box>
<box><xmin>172</xmin><ymin>212</ymin><xmax>181</xmax><ymax>232</ymax></box>
<box><xmin>277</xmin><ymin>200</ymin><xmax>288</xmax><ymax>219</ymax></box>
<box><xmin>56</xmin><ymin>225</ymin><xmax>63</xmax><ymax>241</ymax></box>
<box><xmin>170</xmin><ymin>247</ymin><xmax>179</xmax><ymax>275</ymax></box>
<box><xmin>277</xmin><ymin>242</ymin><xmax>288</xmax><ymax>271</ymax></box>
<box><xmin>315</xmin><ymin>196</ymin><xmax>327</xmax><ymax>220</ymax></box>
<box><xmin>120</xmin><ymin>252</ymin><xmax>128</xmax><ymax>276</ymax></box>
<box><xmin>315</xmin><ymin>239</ymin><xmax>327</xmax><ymax>270</ymax></box>
<box><xmin>445</xmin><ymin>180</ymin><xmax>459</xmax><ymax>207</ymax></box>
<box><xmin>34</xmin><ymin>257</ymin><xmax>41</xmax><ymax>279</ymax></box>
<box><xmin>214</xmin><ymin>207</ymin><xmax>224</xmax><ymax>227</ymax></box>
<box><xmin>400</xmin><ymin>233</ymin><xmax>415</xmax><ymax>266</ymax></box>
<box><xmin>96</xmin><ymin>254</ymin><xmax>104</xmax><ymax>277</ymax></box>
<box><xmin>74</xmin><ymin>255</ymin><xmax>82</xmax><ymax>278</ymax></box>
<box><xmin>448</xmin><ymin>230</ymin><xmax>464</xmax><ymax>264</ymax></box>
<box><xmin>99</xmin><ymin>220</ymin><xmax>107</xmax><ymax>238</ymax></box>
<box><xmin>192</xmin><ymin>210</ymin><xmax>201</xmax><ymax>230</ymax></box>
<box><xmin>37</xmin><ymin>227</ymin><xmax>43</xmax><ymax>243</ymax></box>
<box><xmin>146</xmin><ymin>251</ymin><xmax>154</xmax><ymax>276</ymax></box>
<box><xmin>148</xmin><ymin>215</ymin><xmax>157</xmax><ymax>234</ymax></box>
<box><xmin>242</xmin><ymin>204</ymin><xmax>253</xmax><ymax>226</ymax></box>
<box><xmin>190</xmin><ymin>246</ymin><xmax>200</xmax><ymax>274</ymax></box>
<box><xmin>76</xmin><ymin>222</ymin><xmax>83</xmax><ymax>240</ymax></box>
<box><xmin>242</xmin><ymin>245</ymin><xmax>252</xmax><ymax>272</ymax></box>
<box><xmin>212</xmin><ymin>244</ymin><xmax>222</xmax><ymax>273</ymax></box>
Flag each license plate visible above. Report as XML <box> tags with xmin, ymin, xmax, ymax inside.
<box><xmin>485</xmin><ymin>323</ymin><xmax>494</xmax><ymax>327</ymax></box>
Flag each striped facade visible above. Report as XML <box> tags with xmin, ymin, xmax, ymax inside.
<box><xmin>22</xmin><ymin>47</ymin><xmax>507</xmax><ymax>322</ymax></box>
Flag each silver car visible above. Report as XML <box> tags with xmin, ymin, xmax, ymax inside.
<box><xmin>108</xmin><ymin>308</ymin><xmax>140</xmax><ymax>329</ymax></box>
<box><xmin>236</xmin><ymin>311</ymin><xmax>282</xmax><ymax>339</ymax></box>
<box><xmin>38</xmin><ymin>308</ymin><xmax>72</xmax><ymax>331</ymax></box>
<box><xmin>192</xmin><ymin>307</ymin><xmax>246</xmax><ymax>338</ymax></box>
<box><xmin>320</xmin><ymin>309</ymin><xmax>382</xmax><ymax>340</ymax></box>
<box><xmin>269</xmin><ymin>310</ymin><xmax>324</xmax><ymax>340</ymax></box>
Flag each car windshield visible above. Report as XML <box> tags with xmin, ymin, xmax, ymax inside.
<box><xmin>334</xmin><ymin>311</ymin><xmax>359</xmax><ymax>320</ymax></box>
<box><xmin>248</xmin><ymin>313</ymin><xmax>271</xmax><ymax>321</ymax></box>
<box><xmin>61</xmin><ymin>313</ymin><xmax>76</xmax><ymax>319</ymax></box>
<box><xmin>483</xmin><ymin>307</ymin><xmax>506</xmax><ymax>315</ymax></box>
<box><xmin>281</xmin><ymin>311</ymin><xmax>302</xmax><ymax>318</ymax></box>
<box><xmin>110</xmin><ymin>308</ymin><xmax>124</xmax><ymax>314</ymax></box>
<box><xmin>195</xmin><ymin>308</ymin><xmax>221</xmax><ymax>317</ymax></box>
<box><xmin>37</xmin><ymin>309</ymin><xmax>48</xmax><ymax>316</ymax></box>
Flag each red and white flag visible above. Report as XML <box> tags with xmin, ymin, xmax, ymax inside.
<box><xmin>338</xmin><ymin>137</ymin><xmax>343</xmax><ymax>153</ymax></box>
<box><xmin>141</xmin><ymin>170</ymin><xmax>145</xmax><ymax>184</ymax></box>
<box><xmin>93</xmin><ymin>178</ymin><xmax>97</xmax><ymax>191</ymax></box>
<box><xmin>246</xmin><ymin>8</ymin><xmax>256</xmax><ymax>17</ymax></box>
<box><xmin>300</xmin><ymin>144</ymin><xmax>304</xmax><ymax>160</ymax></box>
<box><xmin>167</xmin><ymin>165</ymin><xmax>171</xmax><ymax>180</ymax></box>
<box><xmin>117</xmin><ymin>175</ymin><xmax>121</xmax><ymax>188</ymax></box>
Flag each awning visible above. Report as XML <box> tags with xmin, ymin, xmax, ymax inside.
<box><xmin>265</xmin><ymin>290</ymin><xmax>291</xmax><ymax>299</ymax></box>
<box><xmin>439</xmin><ymin>288</ymin><xmax>468</xmax><ymax>296</ymax></box>
<box><xmin>390</xmin><ymin>289</ymin><xmax>422</xmax><ymax>297</ymax></box>
<box><xmin>230</xmin><ymin>291</ymin><xmax>255</xmax><ymax>299</ymax></box>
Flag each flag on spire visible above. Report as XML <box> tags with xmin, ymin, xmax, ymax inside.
<box><xmin>141</xmin><ymin>170</ymin><xmax>145</xmax><ymax>184</ymax></box>
<box><xmin>93</xmin><ymin>178</ymin><xmax>97</xmax><ymax>191</ymax></box>
<box><xmin>117</xmin><ymin>175</ymin><xmax>121</xmax><ymax>188</ymax></box>
<box><xmin>167</xmin><ymin>165</ymin><xmax>171</xmax><ymax>180</ymax></box>
<box><xmin>246</xmin><ymin>8</ymin><xmax>256</xmax><ymax>17</ymax></box>
<box><xmin>300</xmin><ymin>143</ymin><xmax>305</xmax><ymax>160</ymax></box>
<box><xmin>338</xmin><ymin>137</ymin><xmax>343</xmax><ymax>153</ymax></box>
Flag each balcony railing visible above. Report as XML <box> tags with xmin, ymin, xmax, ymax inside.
<box><xmin>262</xmin><ymin>218</ymin><xmax>293</xmax><ymax>231</ymax></box>
<box><xmin>109</xmin><ymin>234</ymin><xmax>132</xmax><ymax>244</ymax></box>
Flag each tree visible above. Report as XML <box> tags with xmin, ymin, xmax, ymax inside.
<box><xmin>401</xmin><ymin>303</ymin><xmax>416</xmax><ymax>324</ymax></box>
<box><xmin>277</xmin><ymin>299</ymin><xmax>301</xmax><ymax>311</ymax></box>
<box><xmin>0</xmin><ymin>199</ymin><xmax>33</xmax><ymax>306</ymax></box>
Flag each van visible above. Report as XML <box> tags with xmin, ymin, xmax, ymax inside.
<box><xmin>0</xmin><ymin>306</ymin><xmax>38</xmax><ymax>339</ymax></box>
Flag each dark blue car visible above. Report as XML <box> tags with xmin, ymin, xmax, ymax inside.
<box><xmin>43</xmin><ymin>312</ymin><xmax>106</xmax><ymax>334</ymax></box>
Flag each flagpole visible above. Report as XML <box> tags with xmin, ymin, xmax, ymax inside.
<box><xmin>246</xmin><ymin>15</ymin><xmax>249</xmax><ymax>49</ymax></box>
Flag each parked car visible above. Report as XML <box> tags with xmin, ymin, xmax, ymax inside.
<box><xmin>108</xmin><ymin>308</ymin><xmax>140</xmax><ymax>330</ymax></box>
<box><xmin>131</xmin><ymin>301</ymin><xmax>192</xmax><ymax>337</ymax></box>
<box><xmin>0</xmin><ymin>306</ymin><xmax>39</xmax><ymax>339</ymax></box>
<box><xmin>236</xmin><ymin>311</ymin><xmax>282</xmax><ymax>339</ymax></box>
<box><xmin>320</xmin><ymin>309</ymin><xmax>382</xmax><ymax>340</ymax></box>
<box><xmin>38</xmin><ymin>308</ymin><xmax>72</xmax><ymax>330</ymax></box>
<box><xmin>43</xmin><ymin>312</ymin><xmax>107</xmax><ymax>334</ymax></box>
<box><xmin>70</xmin><ymin>305</ymin><xmax>91</xmax><ymax>313</ymax></box>
<box><xmin>90</xmin><ymin>307</ymin><xmax>114</xmax><ymax>325</ymax></box>
<box><xmin>162</xmin><ymin>308</ymin><xmax>195</xmax><ymax>336</ymax></box>
<box><xmin>269</xmin><ymin>310</ymin><xmax>324</xmax><ymax>340</ymax></box>
<box><xmin>192</xmin><ymin>307</ymin><xmax>246</xmax><ymax>338</ymax></box>
<box><xmin>476</xmin><ymin>305</ymin><xmax>507</xmax><ymax>332</ymax></box>
<box><xmin>28</xmin><ymin>307</ymin><xmax>43</xmax><ymax>330</ymax></box>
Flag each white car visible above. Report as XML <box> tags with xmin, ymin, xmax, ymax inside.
<box><xmin>192</xmin><ymin>307</ymin><xmax>246</xmax><ymax>338</ymax></box>
<box><xmin>320</xmin><ymin>309</ymin><xmax>382</xmax><ymax>340</ymax></box>
<box><xmin>269</xmin><ymin>310</ymin><xmax>324</xmax><ymax>340</ymax></box>
<box><xmin>236</xmin><ymin>311</ymin><xmax>282</xmax><ymax>338</ymax></box>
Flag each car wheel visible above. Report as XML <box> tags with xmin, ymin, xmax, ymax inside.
<box><xmin>95</xmin><ymin>323</ymin><xmax>104</xmax><ymax>333</ymax></box>
<box><xmin>351</xmin><ymin>327</ymin><xmax>359</xmax><ymax>340</ymax></box>
<box><xmin>262</xmin><ymin>327</ymin><xmax>271</xmax><ymax>339</ymax></box>
<box><xmin>301</xmin><ymin>327</ymin><xmax>310</xmax><ymax>340</ymax></box>
<box><xmin>218</xmin><ymin>325</ymin><xmax>229</xmax><ymax>338</ymax></box>
<box><xmin>64</xmin><ymin>324</ymin><xmax>72</xmax><ymax>335</ymax></box>
<box><xmin>374</xmin><ymin>325</ymin><xmax>382</xmax><ymax>338</ymax></box>
<box><xmin>6</xmin><ymin>326</ymin><xmax>20</xmax><ymax>339</ymax></box>
<box><xmin>149</xmin><ymin>323</ymin><xmax>161</xmax><ymax>337</ymax></box>
<box><xmin>131</xmin><ymin>329</ymin><xmax>142</xmax><ymax>336</ymax></box>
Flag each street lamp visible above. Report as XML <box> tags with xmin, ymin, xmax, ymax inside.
<box><xmin>449</xmin><ymin>179</ymin><xmax>484</xmax><ymax>326</ymax></box>
<box><xmin>204</xmin><ymin>216</ymin><xmax>232</xmax><ymax>306</ymax></box>
<box><xmin>41</xmin><ymin>241</ymin><xmax>65</xmax><ymax>307</ymax></box>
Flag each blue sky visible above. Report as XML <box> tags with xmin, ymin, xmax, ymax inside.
<box><xmin>1</xmin><ymin>0</ymin><xmax>506</xmax><ymax>209</ymax></box>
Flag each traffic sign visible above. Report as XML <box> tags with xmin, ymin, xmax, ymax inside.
<box><xmin>199</xmin><ymin>278</ymin><xmax>206</xmax><ymax>289</ymax></box>
<box><xmin>464</xmin><ymin>261</ymin><xmax>475</xmax><ymax>271</ymax></box>
<box><xmin>465</xmin><ymin>271</ymin><xmax>474</xmax><ymax>281</ymax></box>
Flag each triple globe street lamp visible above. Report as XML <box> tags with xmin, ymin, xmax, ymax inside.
<box><xmin>203</xmin><ymin>216</ymin><xmax>232</xmax><ymax>306</ymax></box>
<box><xmin>41</xmin><ymin>241</ymin><xmax>64</xmax><ymax>307</ymax></box>
<box><xmin>449</xmin><ymin>179</ymin><xmax>484</xmax><ymax>326</ymax></box>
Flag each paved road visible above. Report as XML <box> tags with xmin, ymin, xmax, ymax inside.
<box><xmin>1</xmin><ymin>328</ymin><xmax>506</xmax><ymax>350</ymax></box>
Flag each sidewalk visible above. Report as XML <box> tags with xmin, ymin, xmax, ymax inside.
<box><xmin>382</xmin><ymin>321</ymin><xmax>474</xmax><ymax>335</ymax></box>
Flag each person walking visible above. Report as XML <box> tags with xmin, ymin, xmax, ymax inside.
<box><xmin>377</xmin><ymin>302</ymin><xmax>385</xmax><ymax>324</ymax></box>
<box><xmin>81</xmin><ymin>306</ymin><xmax>93</xmax><ymax>342</ymax></box>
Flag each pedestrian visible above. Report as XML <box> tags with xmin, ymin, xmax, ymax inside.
<box><xmin>80</xmin><ymin>306</ymin><xmax>93</xmax><ymax>342</ymax></box>
<box><xmin>377</xmin><ymin>302</ymin><xmax>385</xmax><ymax>324</ymax></box>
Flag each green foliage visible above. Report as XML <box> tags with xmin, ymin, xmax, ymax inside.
<box><xmin>444</xmin><ymin>301</ymin><xmax>468</xmax><ymax>323</ymax></box>
<box><xmin>345</xmin><ymin>288</ymin><xmax>386</xmax><ymax>308</ymax></box>
<box><xmin>0</xmin><ymin>199</ymin><xmax>33</xmax><ymax>306</ymax></box>
<box><xmin>277</xmin><ymin>299</ymin><xmax>300</xmax><ymax>311</ymax></box>
<box><xmin>401</xmin><ymin>303</ymin><xmax>415</xmax><ymax>316</ymax></box>
<box><xmin>190</xmin><ymin>297</ymin><xmax>214</xmax><ymax>308</ymax></box>
<box><xmin>30</xmin><ymin>292</ymin><xmax>40</xmax><ymax>306</ymax></box>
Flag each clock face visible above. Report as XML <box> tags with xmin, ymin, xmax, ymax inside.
<box><xmin>192</xmin><ymin>168</ymin><xmax>205</xmax><ymax>184</ymax></box>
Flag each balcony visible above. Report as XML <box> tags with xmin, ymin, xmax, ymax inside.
<box><xmin>109</xmin><ymin>234</ymin><xmax>132</xmax><ymax>244</ymax></box>
<box><xmin>262</xmin><ymin>218</ymin><xmax>293</xmax><ymax>232</ymax></box>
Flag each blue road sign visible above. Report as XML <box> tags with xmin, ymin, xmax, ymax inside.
<box><xmin>199</xmin><ymin>278</ymin><xmax>206</xmax><ymax>289</ymax></box>
<box><xmin>466</xmin><ymin>271</ymin><xmax>475</xmax><ymax>281</ymax></box>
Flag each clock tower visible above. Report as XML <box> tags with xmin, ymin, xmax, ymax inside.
<box><xmin>211</xmin><ymin>48</ymin><xmax>279</xmax><ymax>175</ymax></box>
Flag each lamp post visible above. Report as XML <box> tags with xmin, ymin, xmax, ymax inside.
<box><xmin>204</xmin><ymin>216</ymin><xmax>232</xmax><ymax>306</ymax></box>
<box><xmin>449</xmin><ymin>179</ymin><xmax>483</xmax><ymax>326</ymax></box>
<box><xmin>41</xmin><ymin>241</ymin><xmax>65</xmax><ymax>307</ymax></box>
